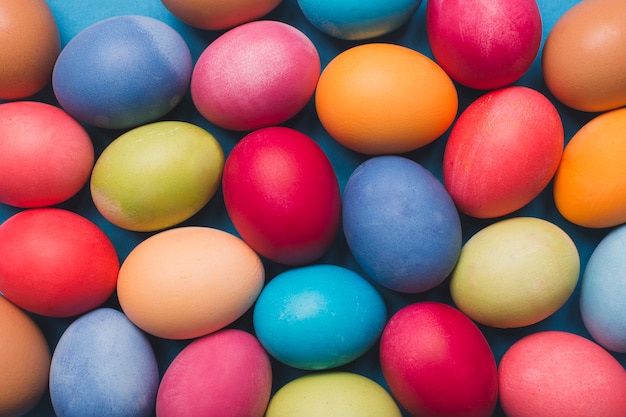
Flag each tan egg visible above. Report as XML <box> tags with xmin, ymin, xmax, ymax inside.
<box><xmin>0</xmin><ymin>296</ymin><xmax>51</xmax><ymax>417</ymax></box>
<box><xmin>542</xmin><ymin>0</ymin><xmax>626</xmax><ymax>112</ymax></box>
<box><xmin>0</xmin><ymin>0</ymin><xmax>60</xmax><ymax>99</ymax></box>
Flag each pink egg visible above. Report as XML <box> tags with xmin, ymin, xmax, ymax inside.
<box><xmin>0</xmin><ymin>208</ymin><xmax>119</xmax><ymax>317</ymax></box>
<box><xmin>191</xmin><ymin>20</ymin><xmax>320</xmax><ymax>131</ymax></box>
<box><xmin>222</xmin><ymin>126</ymin><xmax>341</xmax><ymax>265</ymax></box>
<box><xmin>499</xmin><ymin>331</ymin><xmax>626</xmax><ymax>417</ymax></box>
<box><xmin>443</xmin><ymin>86</ymin><xmax>563</xmax><ymax>218</ymax></box>
<box><xmin>379</xmin><ymin>302</ymin><xmax>498</xmax><ymax>417</ymax></box>
<box><xmin>156</xmin><ymin>329</ymin><xmax>272</xmax><ymax>417</ymax></box>
<box><xmin>0</xmin><ymin>101</ymin><xmax>94</xmax><ymax>208</ymax></box>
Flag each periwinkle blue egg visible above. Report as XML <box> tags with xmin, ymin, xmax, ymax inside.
<box><xmin>49</xmin><ymin>308</ymin><xmax>159</xmax><ymax>417</ymax></box>
<box><xmin>297</xmin><ymin>0</ymin><xmax>422</xmax><ymax>40</ymax></box>
<box><xmin>343</xmin><ymin>155</ymin><xmax>462</xmax><ymax>293</ymax></box>
<box><xmin>253</xmin><ymin>264</ymin><xmax>387</xmax><ymax>370</ymax></box>
<box><xmin>52</xmin><ymin>15</ymin><xmax>192</xmax><ymax>129</ymax></box>
<box><xmin>580</xmin><ymin>224</ymin><xmax>626</xmax><ymax>353</ymax></box>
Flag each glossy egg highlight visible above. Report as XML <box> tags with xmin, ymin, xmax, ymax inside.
<box><xmin>253</xmin><ymin>264</ymin><xmax>386</xmax><ymax>370</ymax></box>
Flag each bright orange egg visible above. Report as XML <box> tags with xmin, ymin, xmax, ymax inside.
<box><xmin>315</xmin><ymin>43</ymin><xmax>458</xmax><ymax>155</ymax></box>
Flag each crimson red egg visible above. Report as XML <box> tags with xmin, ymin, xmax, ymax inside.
<box><xmin>222</xmin><ymin>126</ymin><xmax>341</xmax><ymax>266</ymax></box>
<box><xmin>379</xmin><ymin>301</ymin><xmax>498</xmax><ymax>417</ymax></box>
<box><xmin>0</xmin><ymin>208</ymin><xmax>119</xmax><ymax>317</ymax></box>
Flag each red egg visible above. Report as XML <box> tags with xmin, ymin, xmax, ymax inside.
<box><xmin>443</xmin><ymin>86</ymin><xmax>563</xmax><ymax>218</ymax></box>
<box><xmin>379</xmin><ymin>302</ymin><xmax>498</xmax><ymax>417</ymax></box>
<box><xmin>0</xmin><ymin>208</ymin><xmax>119</xmax><ymax>317</ymax></box>
<box><xmin>222</xmin><ymin>126</ymin><xmax>341</xmax><ymax>266</ymax></box>
<box><xmin>499</xmin><ymin>331</ymin><xmax>626</xmax><ymax>417</ymax></box>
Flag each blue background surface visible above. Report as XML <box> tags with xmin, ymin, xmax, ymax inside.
<box><xmin>1</xmin><ymin>0</ymin><xmax>624</xmax><ymax>416</ymax></box>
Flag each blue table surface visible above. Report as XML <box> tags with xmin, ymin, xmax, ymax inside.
<box><xmin>2</xmin><ymin>1</ymin><xmax>624</xmax><ymax>416</ymax></box>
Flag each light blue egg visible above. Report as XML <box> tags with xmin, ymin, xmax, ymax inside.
<box><xmin>297</xmin><ymin>0</ymin><xmax>422</xmax><ymax>40</ymax></box>
<box><xmin>342</xmin><ymin>155</ymin><xmax>462</xmax><ymax>293</ymax></box>
<box><xmin>49</xmin><ymin>308</ymin><xmax>159</xmax><ymax>417</ymax></box>
<box><xmin>580</xmin><ymin>224</ymin><xmax>626</xmax><ymax>353</ymax></box>
<box><xmin>52</xmin><ymin>15</ymin><xmax>192</xmax><ymax>129</ymax></box>
<box><xmin>253</xmin><ymin>264</ymin><xmax>386</xmax><ymax>370</ymax></box>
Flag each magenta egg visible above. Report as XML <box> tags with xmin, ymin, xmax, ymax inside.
<box><xmin>191</xmin><ymin>20</ymin><xmax>320</xmax><ymax>131</ymax></box>
<box><xmin>222</xmin><ymin>126</ymin><xmax>341</xmax><ymax>266</ymax></box>
<box><xmin>379</xmin><ymin>302</ymin><xmax>498</xmax><ymax>417</ymax></box>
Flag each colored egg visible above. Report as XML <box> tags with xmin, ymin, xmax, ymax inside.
<box><xmin>52</xmin><ymin>15</ymin><xmax>192</xmax><ymax>129</ymax></box>
<box><xmin>191</xmin><ymin>20</ymin><xmax>320</xmax><ymax>131</ymax></box>
<box><xmin>553</xmin><ymin>107</ymin><xmax>626</xmax><ymax>228</ymax></box>
<box><xmin>450</xmin><ymin>217</ymin><xmax>580</xmax><ymax>328</ymax></box>
<box><xmin>297</xmin><ymin>0</ymin><xmax>422</xmax><ymax>40</ymax></box>
<box><xmin>156</xmin><ymin>329</ymin><xmax>272</xmax><ymax>417</ymax></box>
<box><xmin>342</xmin><ymin>156</ymin><xmax>461</xmax><ymax>293</ymax></box>
<box><xmin>580</xmin><ymin>224</ymin><xmax>626</xmax><ymax>352</ymax></box>
<box><xmin>0</xmin><ymin>101</ymin><xmax>94</xmax><ymax>208</ymax></box>
<box><xmin>90</xmin><ymin>121</ymin><xmax>224</xmax><ymax>232</ymax></box>
<box><xmin>253</xmin><ymin>264</ymin><xmax>386</xmax><ymax>370</ymax></box>
<box><xmin>443</xmin><ymin>86</ymin><xmax>564</xmax><ymax>219</ymax></box>
<box><xmin>499</xmin><ymin>331</ymin><xmax>626</xmax><ymax>417</ymax></box>
<box><xmin>0</xmin><ymin>0</ymin><xmax>60</xmax><ymax>100</ymax></box>
<box><xmin>542</xmin><ymin>0</ymin><xmax>626</xmax><ymax>112</ymax></box>
<box><xmin>0</xmin><ymin>296</ymin><xmax>50</xmax><ymax>417</ymax></box>
<box><xmin>316</xmin><ymin>43</ymin><xmax>457</xmax><ymax>155</ymax></box>
<box><xmin>117</xmin><ymin>226</ymin><xmax>264</xmax><ymax>340</ymax></box>
<box><xmin>426</xmin><ymin>0</ymin><xmax>541</xmax><ymax>90</ymax></box>
<box><xmin>380</xmin><ymin>302</ymin><xmax>498</xmax><ymax>417</ymax></box>
<box><xmin>49</xmin><ymin>308</ymin><xmax>159</xmax><ymax>417</ymax></box>
<box><xmin>161</xmin><ymin>0</ymin><xmax>282</xmax><ymax>30</ymax></box>
<box><xmin>265</xmin><ymin>372</ymin><xmax>402</xmax><ymax>417</ymax></box>
<box><xmin>222</xmin><ymin>127</ymin><xmax>341</xmax><ymax>266</ymax></box>
<box><xmin>0</xmin><ymin>208</ymin><xmax>119</xmax><ymax>317</ymax></box>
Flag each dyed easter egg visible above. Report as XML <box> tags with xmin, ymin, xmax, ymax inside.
<box><xmin>542</xmin><ymin>0</ymin><xmax>626</xmax><ymax>112</ymax></box>
<box><xmin>161</xmin><ymin>0</ymin><xmax>282</xmax><ymax>30</ymax></box>
<box><xmin>156</xmin><ymin>329</ymin><xmax>272</xmax><ymax>417</ymax></box>
<box><xmin>191</xmin><ymin>20</ymin><xmax>320</xmax><ymax>131</ymax></box>
<box><xmin>222</xmin><ymin>127</ymin><xmax>341</xmax><ymax>266</ymax></box>
<box><xmin>426</xmin><ymin>0</ymin><xmax>542</xmax><ymax>90</ymax></box>
<box><xmin>499</xmin><ymin>331</ymin><xmax>626</xmax><ymax>417</ymax></box>
<box><xmin>443</xmin><ymin>86</ymin><xmax>564</xmax><ymax>218</ymax></box>
<box><xmin>380</xmin><ymin>302</ymin><xmax>498</xmax><ymax>417</ymax></box>
<box><xmin>117</xmin><ymin>226</ymin><xmax>264</xmax><ymax>340</ymax></box>
<box><xmin>450</xmin><ymin>217</ymin><xmax>579</xmax><ymax>328</ymax></box>
<box><xmin>49</xmin><ymin>308</ymin><xmax>159</xmax><ymax>417</ymax></box>
<box><xmin>553</xmin><ymin>107</ymin><xmax>626</xmax><ymax>228</ymax></box>
<box><xmin>265</xmin><ymin>372</ymin><xmax>402</xmax><ymax>417</ymax></box>
<box><xmin>0</xmin><ymin>0</ymin><xmax>60</xmax><ymax>99</ymax></box>
<box><xmin>253</xmin><ymin>264</ymin><xmax>386</xmax><ymax>370</ymax></box>
<box><xmin>316</xmin><ymin>43</ymin><xmax>457</xmax><ymax>155</ymax></box>
<box><xmin>580</xmin><ymin>224</ymin><xmax>626</xmax><ymax>352</ymax></box>
<box><xmin>342</xmin><ymin>156</ymin><xmax>461</xmax><ymax>293</ymax></box>
<box><xmin>52</xmin><ymin>15</ymin><xmax>192</xmax><ymax>129</ymax></box>
<box><xmin>0</xmin><ymin>208</ymin><xmax>119</xmax><ymax>317</ymax></box>
<box><xmin>297</xmin><ymin>0</ymin><xmax>422</xmax><ymax>40</ymax></box>
<box><xmin>0</xmin><ymin>101</ymin><xmax>94</xmax><ymax>208</ymax></box>
<box><xmin>90</xmin><ymin>121</ymin><xmax>224</xmax><ymax>232</ymax></box>
<box><xmin>0</xmin><ymin>296</ymin><xmax>50</xmax><ymax>417</ymax></box>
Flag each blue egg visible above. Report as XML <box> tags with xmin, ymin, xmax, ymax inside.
<box><xmin>52</xmin><ymin>15</ymin><xmax>192</xmax><ymax>129</ymax></box>
<box><xmin>49</xmin><ymin>308</ymin><xmax>159</xmax><ymax>417</ymax></box>
<box><xmin>343</xmin><ymin>155</ymin><xmax>462</xmax><ymax>293</ymax></box>
<box><xmin>253</xmin><ymin>264</ymin><xmax>386</xmax><ymax>370</ymax></box>
<box><xmin>580</xmin><ymin>224</ymin><xmax>626</xmax><ymax>353</ymax></box>
<box><xmin>297</xmin><ymin>0</ymin><xmax>422</xmax><ymax>40</ymax></box>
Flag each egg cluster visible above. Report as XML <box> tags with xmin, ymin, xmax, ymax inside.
<box><xmin>1</xmin><ymin>0</ymin><xmax>626</xmax><ymax>416</ymax></box>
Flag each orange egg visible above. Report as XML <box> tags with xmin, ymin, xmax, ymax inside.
<box><xmin>0</xmin><ymin>296</ymin><xmax>51</xmax><ymax>417</ymax></box>
<box><xmin>0</xmin><ymin>0</ymin><xmax>60</xmax><ymax>99</ymax></box>
<box><xmin>315</xmin><ymin>43</ymin><xmax>458</xmax><ymax>155</ymax></box>
<box><xmin>553</xmin><ymin>107</ymin><xmax>626</xmax><ymax>228</ymax></box>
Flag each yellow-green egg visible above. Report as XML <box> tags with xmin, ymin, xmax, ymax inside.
<box><xmin>450</xmin><ymin>217</ymin><xmax>580</xmax><ymax>328</ymax></box>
